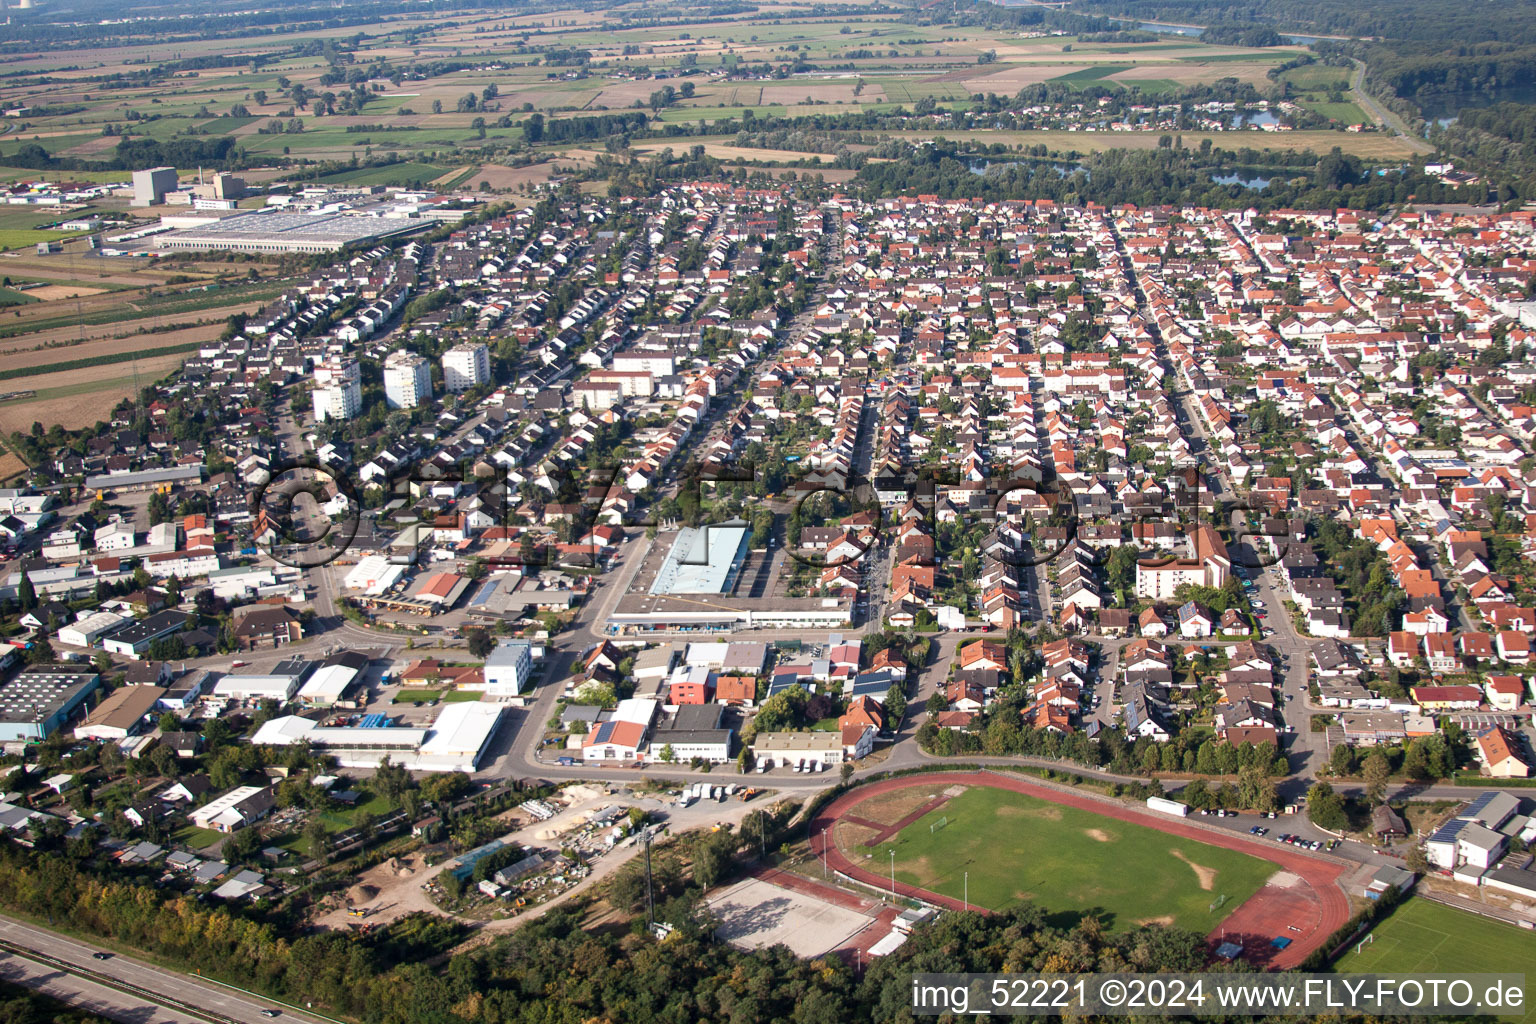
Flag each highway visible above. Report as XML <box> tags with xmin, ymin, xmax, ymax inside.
<box><xmin>0</xmin><ymin>919</ymin><xmax>328</xmax><ymax>1024</ymax></box>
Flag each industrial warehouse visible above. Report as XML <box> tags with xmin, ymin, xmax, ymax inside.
<box><xmin>154</xmin><ymin>210</ymin><xmax>428</xmax><ymax>254</ymax></box>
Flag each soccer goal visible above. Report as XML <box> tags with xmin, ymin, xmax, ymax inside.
<box><xmin>1356</xmin><ymin>933</ymin><xmax>1375</xmax><ymax>955</ymax></box>
<box><xmin>1209</xmin><ymin>894</ymin><xmax>1227</xmax><ymax>914</ymax></box>
<box><xmin>930</xmin><ymin>816</ymin><xmax>949</xmax><ymax>834</ymax></box>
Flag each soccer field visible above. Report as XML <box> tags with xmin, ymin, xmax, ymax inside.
<box><xmin>864</xmin><ymin>786</ymin><xmax>1276</xmax><ymax>932</ymax></box>
<box><xmin>1338</xmin><ymin>898</ymin><xmax>1536</xmax><ymax>995</ymax></box>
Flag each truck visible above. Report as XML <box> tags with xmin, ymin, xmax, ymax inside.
<box><xmin>1146</xmin><ymin>796</ymin><xmax>1189</xmax><ymax>818</ymax></box>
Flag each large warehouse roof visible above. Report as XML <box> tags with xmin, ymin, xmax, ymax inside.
<box><xmin>158</xmin><ymin>211</ymin><xmax>425</xmax><ymax>254</ymax></box>
<box><xmin>648</xmin><ymin>524</ymin><xmax>749</xmax><ymax>596</ymax></box>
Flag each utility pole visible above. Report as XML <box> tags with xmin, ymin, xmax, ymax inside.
<box><xmin>964</xmin><ymin>871</ymin><xmax>968</xmax><ymax>913</ymax></box>
<box><xmin>642</xmin><ymin>827</ymin><xmax>656</xmax><ymax>929</ymax></box>
<box><xmin>889</xmin><ymin>848</ymin><xmax>895</xmax><ymax>901</ymax></box>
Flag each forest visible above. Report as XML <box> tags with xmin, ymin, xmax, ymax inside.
<box><xmin>0</xmin><ymin>830</ymin><xmax>1247</xmax><ymax>1024</ymax></box>
<box><xmin>850</xmin><ymin>142</ymin><xmax>1487</xmax><ymax>212</ymax></box>
<box><xmin>1070</xmin><ymin>0</ymin><xmax>1536</xmax><ymax>47</ymax></box>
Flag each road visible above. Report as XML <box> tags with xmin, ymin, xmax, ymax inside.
<box><xmin>0</xmin><ymin>919</ymin><xmax>327</xmax><ymax>1024</ymax></box>
<box><xmin>1349</xmin><ymin>59</ymin><xmax>1434</xmax><ymax>155</ymax></box>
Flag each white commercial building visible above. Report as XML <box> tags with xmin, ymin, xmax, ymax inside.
<box><xmin>443</xmin><ymin>342</ymin><xmax>489</xmax><ymax>393</ymax></box>
<box><xmin>483</xmin><ymin>640</ymin><xmax>533</xmax><ymax>697</ymax></box>
<box><xmin>751</xmin><ymin>731</ymin><xmax>846</xmax><ymax>768</ymax></box>
<box><xmin>211</xmin><ymin>660</ymin><xmax>310</xmax><ymax>702</ymax></box>
<box><xmin>342</xmin><ymin>555</ymin><xmax>407</xmax><ymax>596</ymax></box>
<box><xmin>383</xmin><ymin>350</ymin><xmax>431</xmax><ymax>409</ymax></box>
<box><xmin>56</xmin><ymin>610</ymin><xmax>129</xmax><ymax>649</ymax></box>
<box><xmin>251</xmin><ymin>702</ymin><xmax>504</xmax><ymax>772</ymax></box>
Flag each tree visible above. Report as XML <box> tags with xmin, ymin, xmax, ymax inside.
<box><xmin>466</xmin><ymin>629</ymin><xmax>494</xmax><ymax>659</ymax></box>
<box><xmin>658</xmin><ymin>743</ymin><xmax>675</xmax><ymax>763</ymax></box>
<box><xmin>1328</xmin><ymin>742</ymin><xmax>1356</xmax><ymax>776</ymax></box>
<box><xmin>1306</xmin><ymin>781</ymin><xmax>1348</xmax><ymax>832</ymax></box>
<box><xmin>1237</xmin><ymin>766</ymin><xmax>1278</xmax><ymax>813</ymax></box>
<box><xmin>17</xmin><ymin>569</ymin><xmax>35</xmax><ymax>612</ymax></box>
<box><xmin>925</xmin><ymin>692</ymin><xmax>948</xmax><ymax>716</ymax></box>
<box><xmin>839</xmin><ymin>761</ymin><xmax>854</xmax><ymax>786</ymax></box>
<box><xmin>305</xmin><ymin>818</ymin><xmax>331</xmax><ymax>865</ymax></box>
<box><xmin>1405</xmin><ymin>845</ymin><xmax>1430</xmax><ymax>875</ymax></box>
<box><xmin>1362</xmin><ymin>750</ymin><xmax>1391</xmax><ymax>804</ymax></box>
<box><xmin>223</xmin><ymin>826</ymin><xmax>259</xmax><ymax>863</ymax></box>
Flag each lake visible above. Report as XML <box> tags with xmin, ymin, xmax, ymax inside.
<box><xmin>1416</xmin><ymin>85</ymin><xmax>1536</xmax><ymax>126</ymax></box>
<box><xmin>1136</xmin><ymin>21</ymin><xmax>1320</xmax><ymax>45</ymax></box>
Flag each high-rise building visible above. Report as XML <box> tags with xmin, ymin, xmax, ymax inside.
<box><xmin>311</xmin><ymin>358</ymin><xmax>361</xmax><ymax>423</ymax></box>
<box><xmin>442</xmin><ymin>342</ymin><xmax>490</xmax><ymax>393</ymax></box>
<box><xmin>131</xmin><ymin>166</ymin><xmax>178</xmax><ymax>207</ymax></box>
<box><xmin>383</xmin><ymin>351</ymin><xmax>431</xmax><ymax>409</ymax></box>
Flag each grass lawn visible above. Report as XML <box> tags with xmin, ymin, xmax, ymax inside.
<box><xmin>870</xmin><ymin>786</ymin><xmax>1276</xmax><ymax>932</ymax></box>
<box><xmin>1336</xmin><ymin>899</ymin><xmax>1536</xmax><ymax>1024</ymax></box>
<box><xmin>392</xmin><ymin>688</ymin><xmax>442</xmax><ymax>702</ymax></box>
<box><xmin>172</xmin><ymin>824</ymin><xmax>223</xmax><ymax>850</ymax></box>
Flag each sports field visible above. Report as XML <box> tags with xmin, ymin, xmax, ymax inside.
<box><xmin>865</xmin><ymin>786</ymin><xmax>1276</xmax><ymax>931</ymax></box>
<box><xmin>1338</xmin><ymin>898</ymin><xmax>1536</xmax><ymax>1021</ymax></box>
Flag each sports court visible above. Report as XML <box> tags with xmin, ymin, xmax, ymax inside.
<box><xmin>706</xmin><ymin>874</ymin><xmax>880</xmax><ymax>957</ymax></box>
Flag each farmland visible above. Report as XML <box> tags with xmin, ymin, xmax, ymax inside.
<box><xmin>0</xmin><ymin>0</ymin><xmax>1383</xmax><ymax>179</ymax></box>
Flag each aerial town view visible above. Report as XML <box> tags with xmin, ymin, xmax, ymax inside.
<box><xmin>0</xmin><ymin>0</ymin><xmax>1535</xmax><ymax>1020</ymax></box>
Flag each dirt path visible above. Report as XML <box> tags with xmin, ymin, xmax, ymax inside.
<box><xmin>811</xmin><ymin>770</ymin><xmax>1351</xmax><ymax>970</ymax></box>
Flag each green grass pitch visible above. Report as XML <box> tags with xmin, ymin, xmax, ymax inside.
<box><xmin>1338</xmin><ymin>897</ymin><xmax>1536</xmax><ymax>1023</ymax></box>
<box><xmin>868</xmin><ymin>786</ymin><xmax>1277</xmax><ymax>932</ymax></box>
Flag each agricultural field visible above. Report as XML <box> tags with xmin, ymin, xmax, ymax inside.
<box><xmin>860</xmin><ymin>785</ymin><xmax>1275</xmax><ymax>931</ymax></box>
<box><xmin>0</xmin><ymin>0</ymin><xmax>1348</xmax><ymax>176</ymax></box>
<box><xmin>1275</xmin><ymin>63</ymin><xmax>1370</xmax><ymax>125</ymax></box>
<box><xmin>0</xmin><ymin>350</ymin><xmax>192</xmax><ymax>436</ymax></box>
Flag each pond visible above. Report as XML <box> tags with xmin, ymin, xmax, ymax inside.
<box><xmin>1212</xmin><ymin>171</ymin><xmax>1272</xmax><ymax>189</ymax></box>
<box><xmin>968</xmin><ymin>160</ymin><xmax>1084</xmax><ymax>178</ymax></box>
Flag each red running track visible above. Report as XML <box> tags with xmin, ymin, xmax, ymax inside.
<box><xmin>809</xmin><ymin>771</ymin><xmax>1351</xmax><ymax>970</ymax></box>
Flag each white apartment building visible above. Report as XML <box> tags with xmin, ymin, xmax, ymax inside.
<box><xmin>443</xmin><ymin>342</ymin><xmax>490</xmax><ymax>393</ymax></box>
<box><xmin>383</xmin><ymin>350</ymin><xmax>431</xmax><ymax>409</ymax></box>
<box><xmin>312</xmin><ymin>358</ymin><xmax>361</xmax><ymax>423</ymax></box>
